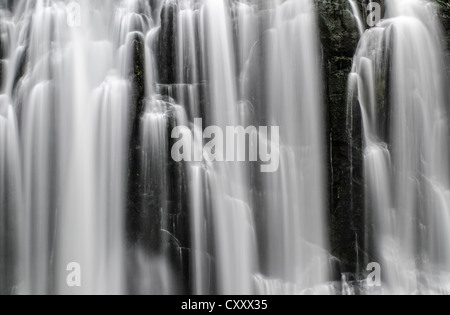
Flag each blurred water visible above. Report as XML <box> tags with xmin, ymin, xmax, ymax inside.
<box><xmin>349</xmin><ymin>0</ymin><xmax>450</xmax><ymax>294</ymax></box>
<box><xmin>0</xmin><ymin>0</ymin><xmax>143</xmax><ymax>294</ymax></box>
<box><xmin>4</xmin><ymin>0</ymin><xmax>448</xmax><ymax>296</ymax></box>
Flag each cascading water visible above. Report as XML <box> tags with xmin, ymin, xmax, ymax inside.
<box><xmin>348</xmin><ymin>0</ymin><xmax>365</xmax><ymax>37</ymax></box>
<box><xmin>0</xmin><ymin>0</ymin><xmax>332</xmax><ymax>295</ymax></box>
<box><xmin>2</xmin><ymin>0</ymin><xmax>449</xmax><ymax>296</ymax></box>
<box><xmin>0</xmin><ymin>0</ymin><xmax>148</xmax><ymax>294</ymax></box>
<box><xmin>169</xmin><ymin>0</ymin><xmax>329</xmax><ymax>294</ymax></box>
<box><xmin>349</xmin><ymin>0</ymin><xmax>450</xmax><ymax>294</ymax></box>
<box><xmin>257</xmin><ymin>0</ymin><xmax>330</xmax><ymax>293</ymax></box>
<box><xmin>0</xmin><ymin>95</ymin><xmax>22</xmax><ymax>294</ymax></box>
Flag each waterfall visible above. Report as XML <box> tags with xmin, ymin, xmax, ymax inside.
<box><xmin>169</xmin><ymin>0</ymin><xmax>329</xmax><ymax>294</ymax></box>
<box><xmin>349</xmin><ymin>0</ymin><xmax>450</xmax><ymax>294</ymax></box>
<box><xmin>201</xmin><ymin>0</ymin><xmax>257</xmax><ymax>295</ymax></box>
<box><xmin>260</xmin><ymin>0</ymin><xmax>329</xmax><ymax>293</ymax></box>
<box><xmin>3</xmin><ymin>0</ymin><xmax>449</xmax><ymax>296</ymax></box>
<box><xmin>0</xmin><ymin>0</ymin><xmax>330</xmax><ymax>295</ymax></box>
<box><xmin>0</xmin><ymin>96</ymin><xmax>22</xmax><ymax>294</ymax></box>
<box><xmin>348</xmin><ymin>0</ymin><xmax>365</xmax><ymax>37</ymax></box>
<box><xmin>0</xmin><ymin>0</ymin><xmax>143</xmax><ymax>294</ymax></box>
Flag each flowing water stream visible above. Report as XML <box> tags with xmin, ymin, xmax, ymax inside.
<box><xmin>0</xmin><ymin>0</ymin><xmax>449</xmax><ymax>295</ymax></box>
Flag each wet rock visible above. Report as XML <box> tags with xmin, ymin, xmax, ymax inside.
<box><xmin>0</xmin><ymin>60</ymin><xmax>4</xmax><ymax>91</ymax></box>
<box><xmin>157</xmin><ymin>0</ymin><xmax>177</xmax><ymax>84</ymax></box>
<box><xmin>316</xmin><ymin>0</ymin><xmax>364</xmax><ymax>275</ymax></box>
<box><xmin>437</xmin><ymin>0</ymin><xmax>450</xmax><ymax>77</ymax></box>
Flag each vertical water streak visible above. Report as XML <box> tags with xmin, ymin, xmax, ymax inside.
<box><xmin>350</xmin><ymin>0</ymin><xmax>450</xmax><ymax>293</ymax></box>
<box><xmin>200</xmin><ymin>0</ymin><xmax>257</xmax><ymax>294</ymax></box>
<box><xmin>262</xmin><ymin>0</ymin><xmax>329</xmax><ymax>292</ymax></box>
<box><xmin>0</xmin><ymin>0</ymin><xmax>143</xmax><ymax>294</ymax></box>
<box><xmin>0</xmin><ymin>98</ymin><xmax>22</xmax><ymax>294</ymax></box>
<box><xmin>348</xmin><ymin>0</ymin><xmax>365</xmax><ymax>37</ymax></box>
<box><xmin>91</xmin><ymin>77</ymin><xmax>129</xmax><ymax>294</ymax></box>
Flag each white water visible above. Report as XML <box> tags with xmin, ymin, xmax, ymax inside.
<box><xmin>0</xmin><ymin>0</ymin><xmax>353</xmax><ymax>295</ymax></box>
<box><xmin>348</xmin><ymin>0</ymin><xmax>365</xmax><ymax>36</ymax></box>
<box><xmin>202</xmin><ymin>0</ymin><xmax>257</xmax><ymax>295</ymax></box>
<box><xmin>0</xmin><ymin>0</ymin><xmax>146</xmax><ymax>294</ymax></box>
<box><xmin>349</xmin><ymin>0</ymin><xmax>450</xmax><ymax>294</ymax></box>
<box><xmin>173</xmin><ymin>0</ymin><xmax>329</xmax><ymax>294</ymax></box>
<box><xmin>0</xmin><ymin>95</ymin><xmax>22</xmax><ymax>294</ymax></box>
<box><xmin>261</xmin><ymin>0</ymin><xmax>330</xmax><ymax>292</ymax></box>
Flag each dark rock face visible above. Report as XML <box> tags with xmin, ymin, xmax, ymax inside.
<box><xmin>438</xmin><ymin>0</ymin><xmax>450</xmax><ymax>35</ymax></box>
<box><xmin>0</xmin><ymin>17</ymin><xmax>8</xmax><ymax>91</ymax></box>
<box><xmin>317</xmin><ymin>0</ymin><xmax>450</xmax><ymax>276</ymax></box>
<box><xmin>437</xmin><ymin>0</ymin><xmax>450</xmax><ymax>76</ymax></box>
<box><xmin>316</xmin><ymin>0</ymin><xmax>364</xmax><ymax>276</ymax></box>
<box><xmin>0</xmin><ymin>60</ymin><xmax>4</xmax><ymax>91</ymax></box>
<box><xmin>157</xmin><ymin>0</ymin><xmax>177</xmax><ymax>84</ymax></box>
<box><xmin>0</xmin><ymin>0</ymin><xmax>13</xmax><ymax>11</ymax></box>
<box><xmin>127</xmin><ymin>32</ymin><xmax>146</xmax><ymax>244</ymax></box>
<box><xmin>127</xmin><ymin>3</ymin><xmax>191</xmax><ymax>291</ymax></box>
